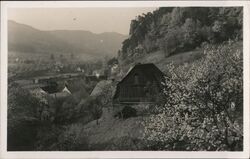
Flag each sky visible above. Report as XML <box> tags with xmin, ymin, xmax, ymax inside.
<box><xmin>8</xmin><ymin>8</ymin><xmax>157</xmax><ymax>35</ymax></box>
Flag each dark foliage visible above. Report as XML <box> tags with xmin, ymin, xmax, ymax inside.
<box><xmin>120</xmin><ymin>7</ymin><xmax>243</xmax><ymax>61</ymax></box>
<box><xmin>115</xmin><ymin>106</ymin><xmax>137</xmax><ymax>119</ymax></box>
<box><xmin>7</xmin><ymin>84</ymin><xmax>41</xmax><ymax>150</ymax></box>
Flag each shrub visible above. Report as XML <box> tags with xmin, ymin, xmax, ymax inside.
<box><xmin>78</xmin><ymin>96</ymin><xmax>103</xmax><ymax>125</ymax></box>
<box><xmin>116</xmin><ymin>106</ymin><xmax>137</xmax><ymax>119</ymax></box>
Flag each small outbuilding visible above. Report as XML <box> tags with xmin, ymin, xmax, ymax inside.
<box><xmin>113</xmin><ymin>63</ymin><xmax>165</xmax><ymax>105</ymax></box>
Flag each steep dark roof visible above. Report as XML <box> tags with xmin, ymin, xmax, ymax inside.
<box><xmin>119</xmin><ymin>63</ymin><xmax>165</xmax><ymax>84</ymax></box>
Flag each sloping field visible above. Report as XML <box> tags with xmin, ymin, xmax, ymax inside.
<box><xmin>140</xmin><ymin>49</ymin><xmax>203</xmax><ymax>74</ymax></box>
<box><xmin>120</xmin><ymin>49</ymin><xmax>203</xmax><ymax>75</ymax></box>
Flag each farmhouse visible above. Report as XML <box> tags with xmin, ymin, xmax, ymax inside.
<box><xmin>113</xmin><ymin>63</ymin><xmax>165</xmax><ymax>105</ymax></box>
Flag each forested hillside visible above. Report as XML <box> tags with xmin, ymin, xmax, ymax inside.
<box><xmin>118</xmin><ymin>7</ymin><xmax>242</xmax><ymax>69</ymax></box>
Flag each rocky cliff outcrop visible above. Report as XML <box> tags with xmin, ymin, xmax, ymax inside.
<box><xmin>118</xmin><ymin>7</ymin><xmax>242</xmax><ymax>71</ymax></box>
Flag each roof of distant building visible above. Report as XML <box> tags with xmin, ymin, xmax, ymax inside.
<box><xmin>41</xmin><ymin>83</ymin><xmax>70</xmax><ymax>94</ymax></box>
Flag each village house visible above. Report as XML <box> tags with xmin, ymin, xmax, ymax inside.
<box><xmin>40</xmin><ymin>82</ymin><xmax>71</xmax><ymax>99</ymax></box>
<box><xmin>113</xmin><ymin>63</ymin><xmax>165</xmax><ymax>105</ymax></box>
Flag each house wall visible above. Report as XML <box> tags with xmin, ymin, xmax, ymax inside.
<box><xmin>115</xmin><ymin>69</ymin><xmax>161</xmax><ymax>103</ymax></box>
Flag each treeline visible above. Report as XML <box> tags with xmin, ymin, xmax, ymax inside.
<box><xmin>120</xmin><ymin>7</ymin><xmax>242</xmax><ymax>59</ymax></box>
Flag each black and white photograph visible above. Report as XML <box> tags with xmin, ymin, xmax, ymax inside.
<box><xmin>0</xmin><ymin>1</ymin><xmax>250</xmax><ymax>158</ymax></box>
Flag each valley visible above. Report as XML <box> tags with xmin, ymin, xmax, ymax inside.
<box><xmin>7</xmin><ymin>7</ymin><xmax>243</xmax><ymax>151</ymax></box>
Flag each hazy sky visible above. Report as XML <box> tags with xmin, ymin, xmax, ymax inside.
<box><xmin>8</xmin><ymin>8</ymin><xmax>157</xmax><ymax>35</ymax></box>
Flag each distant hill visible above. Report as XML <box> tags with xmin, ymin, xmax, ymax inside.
<box><xmin>49</xmin><ymin>30</ymin><xmax>127</xmax><ymax>57</ymax></box>
<box><xmin>8</xmin><ymin>20</ymin><xmax>127</xmax><ymax>58</ymax></box>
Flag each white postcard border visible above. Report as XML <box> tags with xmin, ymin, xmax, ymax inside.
<box><xmin>1</xmin><ymin>1</ymin><xmax>249</xmax><ymax>159</ymax></box>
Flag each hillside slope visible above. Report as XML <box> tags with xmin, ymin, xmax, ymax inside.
<box><xmin>119</xmin><ymin>49</ymin><xmax>204</xmax><ymax>75</ymax></box>
<box><xmin>77</xmin><ymin>40</ymin><xmax>242</xmax><ymax>151</ymax></box>
<box><xmin>82</xmin><ymin>113</ymin><xmax>145</xmax><ymax>150</ymax></box>
<box><xmin>118</xmin><ymin>7</ymin><xmax>242</xmax><ymax>71</ymax></box>
<box><xmin>75</xmin><ymin>8</ymin><xmax>243</xmax><ymax>150</ymax></box>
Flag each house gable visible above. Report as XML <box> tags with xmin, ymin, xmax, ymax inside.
<box><xmin>113</xmin><ymin>63</ymin><xmax>165</xmax><ymax>104</ymax></box>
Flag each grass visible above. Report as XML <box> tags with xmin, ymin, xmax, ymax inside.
<box><xmin>142</xmin><ymin>49</ymin><xmax>203</xmax><ymax>73</ymax></box>
<box><xmin>120</xmin><ymin>48</ymin><xmax>204</xmax><ymax>75</ymax></box>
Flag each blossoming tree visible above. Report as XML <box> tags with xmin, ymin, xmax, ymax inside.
<box><xmin>143</xmin><ymin>40</ymin><xmax>243</xmax><ymax>151</ymax></box>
